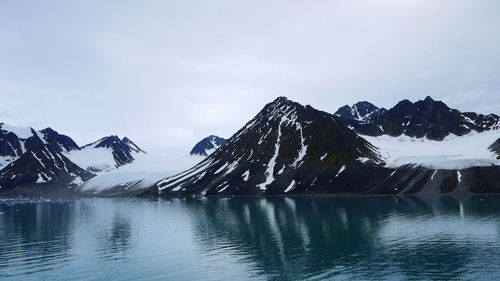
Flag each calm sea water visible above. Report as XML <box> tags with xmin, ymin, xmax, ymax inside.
<box><xmin>0</xmin><ymin>196</ymin><xmax>499</xmax><ymax>280</ymax></box>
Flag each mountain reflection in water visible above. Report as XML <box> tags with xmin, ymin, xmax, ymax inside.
<box><xmin>0</xmin><ymin>196</ymin><xmax>499</xmax><ymax>280</ymax></box>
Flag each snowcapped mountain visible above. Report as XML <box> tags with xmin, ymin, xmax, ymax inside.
<box><xmin>137</xmin><ymin>97</ymin><xmax>500</xmax><ymax>196</ymax></box>
<box><xmin>334</xmin><ymin>101</ymin><xmax>387</xmax><ymax>122</ymax></box>
<box><xmin>364</xmin><ymin>131</ymin><xmax>500</xmax><ymax>169</ymax></box>
<box><xmin>337</xmin><ymin>96</ymin><xmax>499</xmax><ymax>140</ymax></box>
<box><xmin>0</xmin><ymin>123</ymin><xmax>149</xmax><ymax>195</ymax></box>
<box><xmin>149</xmin><ymin>97</ymin><xmax>382</xmax><ymax>196</ymax></box>
<box><xmin>0</xmin><ymin>124</ymin><xmax>81</xmax><ymax>167</ymax></box>
<box><xmin>190</xmin><ymin>135</ymin><xmax>227</xmax><ymax>156</ymax></box>
<box><xmin>66</xmin><ymin>135</ymin><xmax>146</xmax><ymax>172</ymax></box>
<box><xmin>0</xmin><ymin>126</ymin><xmax>94</xmax><ymax>195</ymax></box>
<box><xmin>39</xmin><ymin>127</ymin><xmax>80</xmax><ymax>153</ymax></box>
<box><xmin>490</xmin><ymin>138</ymin><xmax>500</xmax><ymax>159</ymax></box>
<box><xmin>1</xmin><ymin>95</ymin><xmax>499</xmax><ymax>197</ymax></box>
<box><xmin>0</xmin><ymin>124</ymin><xmax>25</xmax><ymax>168</ymax></box>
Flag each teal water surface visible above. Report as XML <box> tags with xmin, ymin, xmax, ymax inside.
<box><xmin>0</xmin><ymin>196</ymin><xmax>499</xmax><ymax>280</ymax></box>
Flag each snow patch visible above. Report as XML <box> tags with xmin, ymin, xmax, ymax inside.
<box><xmin>214</xmin><ymin>162</ymin><xmax>229</xmax><ymax>174</ymax></box>
<box><xmin>242</xmin><ymin>170</ymin><xmax>250</xmax><ymax>181</ymax></box>
<box><xmin>292</xmin><ymin>123</ymin><xmax>308</xmax><ymax>167</ymax></box>
<box><xmin>431</xmin><ymin>170</ymin><xmax>437</xmax><ymax>180</ymax></box>
<box><xmin>284</xmin><ymin>180</ymin><xmax>296</xmax><ymax>193</ymax></box>
<box><xmin>320</xmin><ymin>153</ymin><xmax>327</xmax><ymax>161</ymax></box>
<box><xmin>335</xmin><ymin>165</ymin><xmax>346</xmax><ymax>177</ymax></box>
<box><xmin>81</xmin><ymin>154</ymin><xmax>202</xmax><ymax>192</ymax></box>
<box><xmin>0</xmin><ymin>124</ymin><xmax>33</xmax><ymax>139</ymax></box>
<box><xmin>258</xmin><ymin>117</ymin><xmax>285</xmax><ymax>191</ymax></box>
<box><xmin>65</xmin><ymin>147</ymin><xmax>116</xmax><ymax>173</ymax></box>
<box><xmin>363</xmin><ymin>130</ymin><xmax>500</xmax><ymax>169</ymax></box>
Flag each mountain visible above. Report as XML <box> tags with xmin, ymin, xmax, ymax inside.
<box><xmin>490</xmin><ymin>138</ymin><xmax>500</xmax><ymax>159</ymax></box>
<box><xmin>336</xmin><ymin>96</ymin><xmax>500</xmax><ymax>140</ymax></box>
<box><xmin>133</xmin><ymin>97</ymin><xmax>500</xmax><ymax>197</ymax></box>
<box><xmin>67</xmin><ymin>135</ymin><xmax>146</xmax><ymax>172</ymax></box>
<box><xmin>148</xmin><ymin>97</ymin><xmax>383</xmax><ymax>196</ymax></box>
<box><xmin>40</xmin><ymin>127</ymin><xmax>80</xmax><ymax>153</ymax></box>
<box><xmin>0</xmin><ymin>128</ymin><xmax>94</xmax><ymax>195</ymax></box>
<box><xmin>334</xmin><ymin>101</ymin><xmax>387</xmax><ymax>122</ymax></box>
<box><xmin>0</xmin><ymin>124</ymin><xmax>24</xmax><ymax>168</ymax></box>
<box><xmin>0</xmin><ymin>123</ymin><xmax>148</xmax><ymax>195</ymax></box>
<box><xmin>190</xmin><ymin>135</ymin><xmax>227</xmax><ymax>156</ymax></box>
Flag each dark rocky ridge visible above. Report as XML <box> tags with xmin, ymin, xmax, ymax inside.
<box><xmin>490</xmin><ymin>138</ymin><xmax>500</xmax><ymax>159</ymax></box>
<box><xmin>336</xmin><ymin>96</ymin><xmax>499</xmax><ymax>140</ymax></box>
<box><xmin>40</xmin><ymin>127</ymin><xmax>80</xmax><ymax>153</ymax></box>
<box><xmin>146</xmin><ymin>97</ymin><xmax>382</xmax><ymax>196</ymax></box>
<box><xmin>0</xmin><ymin>129</ymin><xmax>94</xmax><ymax>195</ymax></box>
<box><xmin>0</xmin><ymin>124</ymin><xmax>145</xmax><ymax>194</ymax></box>
<box><xmin>334</xmin><ymin>101</ymin><xmax>387</xmax><ymax>122</ymax></box>
<box><xmin>83</xmin><ymin>135</ymin><xmax>146</xmax><ymax>167</ymax></box>
<box><xmin>132</xmin><ymin>97</ymin><xmax>500</xmax><ymax>197</ymax></box>
<box><xmin>190</xmin><ymin>135</ymin><xmax>227</xmax><ymax>156</ymax></box>
<box><xmin>0</xmin><ymin>127</ymin><xmax>23</xmax><ymax>159</ymax></box>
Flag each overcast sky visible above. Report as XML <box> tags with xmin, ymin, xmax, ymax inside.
<box><xmin>1</xmin><ymin>0</ymin><xmax>499</xmax><ymax>154</ymax></box>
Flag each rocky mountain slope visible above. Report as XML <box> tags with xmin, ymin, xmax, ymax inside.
<box><xmin>334</xmin><ymin>101</ymin><xmax>387</xmax><ymax>122</ymax></box>
<box><xmin>0</xmin><ymin>123</ymin><xmax>146</xmax><ymax>195</ymax></box>
<box><xmin>148</xmin><ymin>97</ymin><xmax>384</xmax><ymax>196</ymax></box>
<box><xmin>140</xmin><ymin>97</ymin><xmax>499</xmax><ymax>196</ymax></box>
<box><xmin>490</xmin><ymin>138</ymin><xmax>500</xmax><ymax>159</ymax></box>
<box><xmin>65</xmin><ymin>135</ymin><xmax>146</xmax><ymax>172</ymax></box>
<box><xmin>0</xmin><ymin>127</ymin><xmax>94</xmax><ymax>195</ymax></box>
<box><xmin>2</xmin><ymin>96</ymin><xmax>499</xmax><ymax>197</ymax></box>
<box><xmin>190</xmin><ymin>135</ymin><xmax>227</xmax><ymax>156</ymax></box>
<box><xmin>336</xmin><ymin>96</ymin><xmax>499</xmax><ymax>140</ymax></box>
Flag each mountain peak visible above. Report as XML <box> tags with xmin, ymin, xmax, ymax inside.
<box><xmin>336</xmin><ymin>96</ymin><xmax>500</xmax><ymax>140</ymax></box>
<box><xmin>190</xmin><ymin>135</ymin><xmax>227</xmax><ymax>156</ymax></box>
<box><xmin>424</xmin><ymin>96</ymin><xmax>435</xmax><ymax>102</ymax></box>
<box><xmin>157</xmin><ymin>97</ymin><xmax>380</xmax><ymax>195</ymax></box>
<box><xmin>334</xmin><ymin>101</ymin><xmax>386</xmax><ymax>122</ymax></box>
<box><xmin>272</xmin><ymin>96</ymin><xmax>290</xmax><ymax>104</ymax></box>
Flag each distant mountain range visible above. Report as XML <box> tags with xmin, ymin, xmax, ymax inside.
<box><xmin>154</xmin><ymin>97</ymin><xmax>382</xmax><ymax>195</ymax></box>
<box><xmin>148</xmin><ymin>97</ymin><xmax>499</xmax><ymax>196</ymax></box>
<box><xmin>334</xmin><ymin>101</ymin><xmax>387</xmax><ymax>122</ymax></box>
<box><xmin>1</xmin><ymin>96</ymin><xmax>499</xmax><ymax>196</ymax></box>
<box><xmin>0</xmin><ymin>123</ymin><xmax>145</xmax><ymax>196</ymax></box>
<box><xmin>335</xmin><ymin>96</ymin><xmax>499</xmax><ymax>140</ymax></box>
<box><xmin>190</xmin><ymin>135</ymin><xmax>226</xmax><ymax>156</ymax></box>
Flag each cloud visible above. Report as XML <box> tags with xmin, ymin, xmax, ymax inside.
<box><xmin>0</xmin><ymin>0</ymin><xmax>499</xmax><ymax>154</ymax></box>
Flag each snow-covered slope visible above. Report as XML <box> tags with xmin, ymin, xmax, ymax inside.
<box><xmin>79</xmin><ymin>153</ymin><xmax>203</xmax><ymax>194</ymax></box>
<box><xmin>365</xmin><ymin>130</ymin><xmax>500</xmax><ymax>169</ymax></box>
<box><xmin>149</xmin><ymin>97</ymin><xmax>381</xmax><ymax>196</ymax></box>
<box><xmin>65</xmin><ymin>135</ymin><xmax>146</xmax><ymax>172</ymax></box>
<box><xmin>65</xmin><ymin>147</ymin><xmax>117</xmax><ymax>173</ymax></box>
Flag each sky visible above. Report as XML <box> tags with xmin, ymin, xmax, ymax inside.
<box><xmin>1</xmin><ymin>0</ymin><xmax>499</xmax><ymax>154</ymax></box>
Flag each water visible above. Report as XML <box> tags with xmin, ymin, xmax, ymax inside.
<box><xmin>0</xmin><ymin>196</ymin><xmax>499</xmax><ymax>280</ymax></box>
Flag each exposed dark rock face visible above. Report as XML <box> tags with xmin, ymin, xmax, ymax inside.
<box><xmin>0</xmin><ymin>130</ymin><xmax>94</xmax><ymax>193</ymax></box>
<box><xmin>83</xmin><ymin>136</ymin><xmax>146</xmax><ymax>167</ymax></box>
<box><xmin>123</xmin><ymin>137</ymin><xmax>147</xmax><ymax>154</ymax></box>
<box><xmin>133</xmin><ymin>97</ymin><xmax>500</xmax><ymax>197</ymax></box>
<box><xmin>336</xmin><ymin>96</ymin><xmax>499</xmax><ymax>140</ymax></box>
<box><xmin>148</xmin><ymin>97</ymin><xmax>382</xmax><ymax>196</ymax></box>
<box><xmin>40</xmin><ymin>127</ymin><xmax>80</xmax><ymax>153</ymax></box>
<box><xmin>490</xmin><ymin>138</ymin><xmax>500</xmax><ymax>159</ymax></box>
<box><xmin>0</xmin><ymin>129</ymin><xmax>23</xmax><ymax>159</ymax></box>
<box><xmin>334</xmin><ymin>101</ymin><xmax>387</xmax><ymax>122</ymax></box>
<box><xmin>190</xmin><ymin>135</ymin><xmax>227</xmax><ymax>156</ymax></box>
